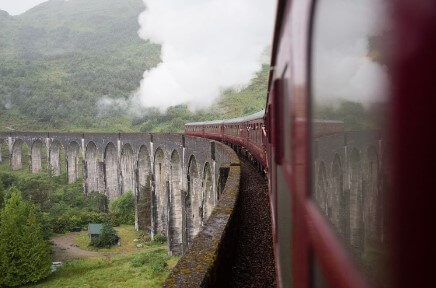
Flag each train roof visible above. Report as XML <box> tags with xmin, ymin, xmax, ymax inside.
<box><xmin>185</xmin><ymin>110</ymin><xmax>343</xmax><ymax>127</ymax></box>
<box><xmin>185</xmin><ymin>110</ymin><xmax>265</xmax><ymax>126</ymax></box>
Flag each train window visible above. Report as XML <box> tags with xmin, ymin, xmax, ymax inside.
<box><xmin>311</xmin><ymin>0</ymin><xmax>390</xmax><ymax>286</ymax></box>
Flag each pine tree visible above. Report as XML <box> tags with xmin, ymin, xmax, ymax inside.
<box><xmin>0</xmin><ymin>188</ymin><xmax>28</xmax><ymax>287</ymax></box>
<box><xmin>21</xmin><ymin>206</ymin><xmax>51</xmax><ymax>283</ymax></box>
<box><xmin>0</xmin><ymin>188</ymin><xmax>51</xmax><ymax>287</ymax></box>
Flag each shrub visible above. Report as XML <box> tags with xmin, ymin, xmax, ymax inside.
<box><xmin>109</xmin><ymin>192</ymin><xmax>135</xmax><ymax>225</ymax></box>
<box><xmin>108</xmin><ymin>213</ymin><xmax>121</xmax><ymax>227</ymax></box>
<box><xmin>86</xmin><ymin>191</ymin><xmax>108</xmax><ymax>212</ymax></box>
<box><xmin>52</xmin><ymin>183</ymin><xmax>85</xmax><ymax>208</ymax></box>
<box><xmin>153</xmin><ymin>234</ymin><xmax>167</xmax><ymax>244</ymax></box>
<box><xmin>17</xmin><ymin>174</ymin><xmax>53</xmax><ymax>210</ymax></box>
<box><xmin>0</xmin><ymin>172</ymin><xmax>18</xmax><ymax>189</ymax></box>
<box><xmin>50</xmin><ymin>208</ymin><xmax>121</xmax><ymax>234</ymax></box>
<box><xmin>90</xmin><ymin>223</ymin><xmax>119</xmax><ymax>248</ymax></box>
<box><xmin>130</xmin><ymin>249</ymin><xmax>170</xmax><ymax>272</ymax></box>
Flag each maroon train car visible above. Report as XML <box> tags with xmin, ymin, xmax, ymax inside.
<box><xmin>186</xmin><ymin>0</ymin><xmax>436</xmax><ymax>287</ymax></box>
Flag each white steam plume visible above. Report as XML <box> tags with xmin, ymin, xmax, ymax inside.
<box><xmin>312</xmin><ymin>0</ymin><xmax>389</xmax><ymax>107</ymax></box>
<box><xmin>133</xmin><ymin>0</ymin><xmax>276</xmax><ymax>111</ymax></box>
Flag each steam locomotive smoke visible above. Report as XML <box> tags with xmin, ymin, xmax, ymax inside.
<box><xmin>133</xmin><ymin>0</ymin><xmax>276</xmax><ymax>111</ymax></box>
<box><xmin>312</xmin><ymin>0</ymin><xmax>388</xmax><ymax>106</ymax></box>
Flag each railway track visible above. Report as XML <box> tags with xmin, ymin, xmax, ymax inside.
<box><xmin>228</xmin><ymin>157</ymin><xmax>276</xmax><ymax>287</ymax></box>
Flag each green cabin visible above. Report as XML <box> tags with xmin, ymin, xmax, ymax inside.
<box><xmin>88</xmin><ymin>223</ymin><xmax>103</xmax><ymax>240</ymax></box>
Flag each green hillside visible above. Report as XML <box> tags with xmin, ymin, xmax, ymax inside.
<box><xmin>0</xmin><ymin>0</ymin><xmax>268</xmax><ymax>132</ymax></box>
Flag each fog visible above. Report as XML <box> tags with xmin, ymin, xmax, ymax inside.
<box><xmin>0</xmin><ymin>0</ymin><xmax>48</xmax><ymax>15</ymax></box>
<box><xmin>131</xmin><ymin>0</ymin><xmax>276</xmax><ymax>111</ymax></box>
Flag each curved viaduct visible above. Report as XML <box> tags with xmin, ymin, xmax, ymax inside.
<box><xmin>0</xmin><ymin>130</ymin><xmax>385</xmax><ymax>285</ymax></box>
<box><xmin>0</xmin><ymin>132</ymin><xmax>235</xmax><ymax>256</ymax></box>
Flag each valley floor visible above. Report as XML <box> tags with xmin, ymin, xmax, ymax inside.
<box><xmin>24</xmin><ymin>226</ymin><xmax>178</xmax><ymax>288</ymax></box>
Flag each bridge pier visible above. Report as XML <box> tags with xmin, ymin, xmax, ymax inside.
<box><xmin>67</xmin><ymin>142</ymin><xmax>81</xmax><ymax>184</ymax></box>
<box><xmin>137</xmin><ymin>145</ymin><xmax>152</xmax><ymax>232</ymax></box>
<box><xmin>49</xmin><ymin>141</ymin><xmax>62</xmax><ymax>176</ymax></box>
<box><xmin>120</xmin><ymin>144</ymin><xmax>135</xmax><ymax>194</ymax></box>
<box><xmin>31</xmin><ymin>140</ymin><xmax>43</xmax><ymax>173</ymax></box>
<box><xmin>168</xmin><ymin>150</ymin><xmax>183</xmax><ymax>255</ymax></box>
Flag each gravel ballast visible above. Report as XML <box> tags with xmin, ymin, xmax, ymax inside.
<box><xmin>228</xmin><ymin>157</ymin><xmax>276</xmax><ymax>287</ymax></box>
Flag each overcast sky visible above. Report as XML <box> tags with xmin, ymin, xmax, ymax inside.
<box><xmin>0</xmin><ymin>0</ymin><xmax>48</xmax><ymax>15</ymax></box>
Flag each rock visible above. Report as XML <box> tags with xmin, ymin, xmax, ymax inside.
<box><xmin>133</xmin><ymin>238</ymin><xmax>139</xmax><ymax>242</ymax></box>
<box><xmin>51</xmin><ymin>262</ymin><xmax>63</xmax><ymax>273</ymax></box>
<box><xmin>136</xmin><ymin>244</ymin><xmax>143</xmax><ymax>248</ymax></box>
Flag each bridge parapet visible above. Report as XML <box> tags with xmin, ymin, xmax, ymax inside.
<box><xmin>163</xmin><ymin>144</ymin><xmax>240</xmax><ymax>288</ymax></box>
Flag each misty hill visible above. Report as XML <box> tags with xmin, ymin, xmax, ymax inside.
<box><xmin>0</xmin><ymin>0</ymin><xmax>268</xmax><ymax>132</ymax></box>
<box><xmin>0</xmin><ymin>0</ymin><xmax>160</xmax><ymax>128</ymax></box>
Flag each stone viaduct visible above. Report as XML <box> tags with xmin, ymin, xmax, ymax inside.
<box><xmin>0</xmin><ymin>129</ymin><xmax>386</xmax><ymax>285</ymax></box>
<box><xmin>0</xmin><ymin>132</ymin><xmax>235</xmax><ymax>256</ymax></box>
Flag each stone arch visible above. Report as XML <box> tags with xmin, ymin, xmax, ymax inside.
<box><xmin>365</xmin><ymin>146</ymin><xmax>380</xmax><ymax>245</ymax></box>
<box><xmin>105</xmin><ymin>142</ymin><xmax>119</xmax><ymax>199</ymax></box>
<box><xmin>31</xmin><ymin>140</ymin><xmax>46</xmax><ymax>174</ymax></box>
<box><xmin>154</xmin><ymin>147</ymin><xmax>167</xmax><ymax>236</ymax></box>
<box><xmin>137</xmin><ymin>145</ymin><xmax>152</xmax><ymax>231</ymax></box>
<box><xmin>67</xmin><ymin>141</ymin><xmax>82</xmax><ymax>184</ymax></box>
<box><xmin>315</xmin><ymin>161</ymin><xmax>328</xmax><ymax>215</ymax></box>
<box><xmin>121</xmin><ymin>144</ymin><xmax>135</xmax><ymax>194</ymax></box>
<box><xmin>350</xmin><ymin>148</ymin><xmax>364</xmax><ymax>256</ymax></box>
<box><xmin>169</xmin><ymin>149</ymin><xmax>183</xmax><ymax>254</ymax></box>
<box><xmin>11</xmin><ymin>139</ymin><xmax>29</xmax><ymax>171</ymax></box>
<box><xmin>85</xmin><ymin>141</ymin><xmax>99</xmax><ymax>194</ymax></box>
<box><xmin>202</xmin><ymin>162</ymin><xmax>214</xmax><ymax>222</ymax></box>
<box><xmin>49</xmin><ymin>141</ymin><xmax>64</xmax><ymax>176</ymax></box>
<box><xmin>186</xmin><ymin>155</ymin><xmax>201</xmax><ymax>248</ymax></box>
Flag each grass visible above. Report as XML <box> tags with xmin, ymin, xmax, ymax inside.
<box><xmin>24</xmin><ymin>250</ymin><xmax>179</xmax><ymax>288</ymax></box>
<box><xmin>29</xmin><ymin>226</ymin><xmax>178</xmax><ymax>287</ymax></box>
<box><xmin>74</xmin><ymin>225</ymin><xmax>153</xmax><ymax>253</ymax></box>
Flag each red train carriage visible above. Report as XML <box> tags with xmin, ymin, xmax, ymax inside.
<box><xmin>186</xmin><ymin>0</ymin><xmax>436</xmax><ymax>287</ymax></box>
<box><xmin>186</xmin><ymin>110</ymin><xmax>268</xmax><ymax>168</ymax></box>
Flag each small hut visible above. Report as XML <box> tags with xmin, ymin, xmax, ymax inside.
<box><xmin>88</xmin><ymin>223</ymin><xmax>103</xmax><ymax>240</ymax></box>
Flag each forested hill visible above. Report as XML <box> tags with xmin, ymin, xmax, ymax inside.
<box><xmin>0</xmin><ymin>0</ymin><xmax>161</xmax><ymax>130</ymax></box>
<box><xmin>0</xmin><ymin>0</ymin><xmax>269</xmax><ymax>132</ymax></box>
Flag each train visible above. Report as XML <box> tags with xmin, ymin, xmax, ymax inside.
<box><xmin>186</xmin><ymin>0</ymin><xmax>435</xmax><ymax>287</ymax></box>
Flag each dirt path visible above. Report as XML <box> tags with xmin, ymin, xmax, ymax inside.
<box><xmin>50</xmin><ymin>233</ymin><xmax>101</xmax><ymax>261</ymax></box>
